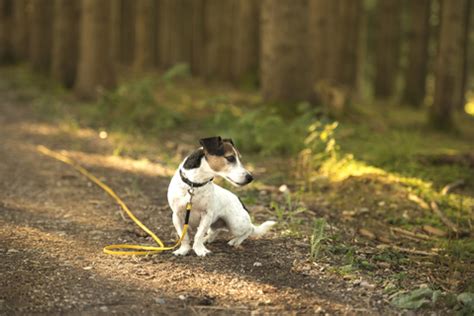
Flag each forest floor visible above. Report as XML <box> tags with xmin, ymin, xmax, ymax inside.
<box><xmin>0</xmin><ymin>66</ymin><xmax>473</xmax><ymax>315</ymax></box>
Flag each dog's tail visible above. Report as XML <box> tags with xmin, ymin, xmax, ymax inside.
<box><xmin>251</xmin><ymin>220</ymin><xmax>276</xmax><ymax>238</ymax></box>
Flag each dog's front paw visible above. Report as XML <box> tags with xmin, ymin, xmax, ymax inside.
<box><xmin>173</xmin><ymin>245</ymin><xmax>191</xmax><ymax>256</ymax></box>
<box><xmin>193</xmin><ymin>244</ymin><xmax>211</xmax><ymax>257</ymax></box>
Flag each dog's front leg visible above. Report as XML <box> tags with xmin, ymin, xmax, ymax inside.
<box><xmin>172</xmin><ymin>212</ymin><xmax>191</xmax><ymax>256</ymax></box>
<box><xmin>193</xmin><ymin>213</ymin><xmax>213</xmax><ymax>257</ymax></box>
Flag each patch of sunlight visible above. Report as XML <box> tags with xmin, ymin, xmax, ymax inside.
<box><xmin>320</xmin><ymin>155</ymin><xmax>386</xmax><ymax>182</ymax></box>
<box><xmin>0</xmin><ymin>221</ymin><xmax>97</xmax><ymax>257</ymax></box>
<box><xmin>2</xmin><ymin>199</ymin><xmax>124</xmax><ymax>231</ymax></box>
<box><xmin>65</xmin><ymin>150</ymin><xmax>174</xmax><ymax>177</ymax></box>
<box><xmin>465</xmin><ymin>100</ymin><xmax>474</xmax><ymax>116</ymax></box>
<box><xmin>320</xmin><ymin>154</ymin><xmax>434</xmax><ymax>192</ymax></box>
<box><xmin>17</xmin><ymin>121</ymin><xmax>96</xmax><ymax>139</ymax></box>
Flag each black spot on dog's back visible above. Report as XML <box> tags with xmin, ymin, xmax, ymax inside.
<box><xmin>183</xmin><ymin>149</ymin><xmax>205</xmax><ymax>169</ymax></box>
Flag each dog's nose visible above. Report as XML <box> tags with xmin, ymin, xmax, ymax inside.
<box><xmin>245</xmin><ymin>173</ymin><xmax>253</xmax><ymax>183</ymax></box>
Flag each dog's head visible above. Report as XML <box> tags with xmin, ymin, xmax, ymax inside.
<box><xmin>200</xmin><ymin>136</ymin><xmax>253</xmax><ymax>186</ymax></box>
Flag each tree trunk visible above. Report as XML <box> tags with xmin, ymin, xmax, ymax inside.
<box><xmin>309</xmin><ymin>0</ymin><xmax>360</xmax><ymax>101</ymax></box>
<box><xmin>0</xmin><ymin>0</ymin><xmax>13</xmax><ymax>63</ymax></box>
<box><xmin>374</xmin><ymin>0</ymin><xmax>401</xmax><ymax>98</ymax></box>
<box><xmin>232</xmin><ymin>0</ymin><xmax>260</xmax><ymax>84</ymax></box>
<box><xmin>190</xmin><ymin>0</ymin><xmax>205</xmax><ymax>76</ymax></box>
<box><xmin>430</xmin><ymin>0</ymin><xmax>469</xmax><ymax>129</ymax></box>
<box><xmin>157</xmin><ymin>0</ymin><xmax>192</xmax><ymax>69</ymax></box>
<box><xmin>12</xmin><ymin>0</ymin><xmax>29</xmax><ymax>61</ymax></box>
<box><xmin>261</xmin><ymin>0</ymin><xmax>311</xmax><ymax>102</ymax></box>
<box><xmin>75</xmin><ymin>0</ymin><xmax>116</xmax><ymax>100</ymax></box>
<box><xmin>109</xmin><ymin>0</ymin><xmax>122</xmax><ymax>68</ymax></box>
<box><xmin>337</xmin><ymin>0</ymin><xmax>361</xmax><ymax>88</ymax></box>
<box><xmin>29</xmin><ymin>0</ymin><xmax>53</xmax><ymax>72</ymax></box>
<box><xmin>457</xmin><ymin>0</ymin><xmax>471</xmax><ymax>111</ymax></box>
<box><xmin>308</xmin><ymin>0</ymin><xmax>331</xmax><ymax>88</ymax></box>
<box><xmin>204</xmin><ymin>0</ymin><xmax>236</xmax><ymax>80</ymax></box>
<box><xmin>402</xmin><ymin>0</ymin><xmax>431</xmax><ymax>107</ymax></box>
<box><xmin>51</xmin><ymin>0</ymin><xmax>79</xmax><ymax>88</ymax></box>
<box><xmin>134</xmin><ymin>0</ymin><xmax>156</xmax><ymax>71</ymax></box>
<box><xmin>120</xmin><ymin>0</ymin><xmax>135</xmax><ymax>65</ymax></box>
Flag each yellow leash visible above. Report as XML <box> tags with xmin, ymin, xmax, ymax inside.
<box><xmin>37</xmin><ymin>145</ymin><xmax>189</xmax><ymax>256</ymax></box>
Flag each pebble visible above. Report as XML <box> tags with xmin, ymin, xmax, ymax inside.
<box><xmin>360</xmin><ymin>281</ymin><xmax>375</xmax><ymax>289</ymax></box>
<box><xmin>253</xmin><ymin>262</ymin><xmax>262</xmax><ymax>267</ymax></box>
<box><xmin>83</xmin><ymin>266</ymin><xmax>93</xmax><ymax>270</ymax></box>
<box><xmin>278</xmin><ymin>185</ymin><xmax>289</xmax><ymax>193</ymax></box>
<box><xmin>154</xmin><ymin>297</ymin><xmax>166</xmax><ymax>304</ymax></box>
<box><xmin>99</xmin><ymin>306</ymin><xmax>108</xmax><ymax>312</ymax></box>
<box><xmin>7</xmin><ymin>249</ymin><xmax>19</xmax><ymax>254</ymax></box>
<box><xmin>178</xmin><ymin>295</ymin><xmax>186</xmax><ymax>300</ymax></box>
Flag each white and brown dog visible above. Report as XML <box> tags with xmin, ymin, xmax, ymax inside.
<box><xmin>167</xmin><ymin>136</ymin><xmax>276</xmax><ymax>256</ymax></box>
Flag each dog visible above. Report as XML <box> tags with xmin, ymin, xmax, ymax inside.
<box><xmin>167</xmin><ymin>136</ymin><xmax>276</xmax><ymax>256</ymax></box>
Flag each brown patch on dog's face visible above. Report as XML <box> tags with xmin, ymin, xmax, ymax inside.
<box><xmin>205</xmin><ymin>142</ymin><xmax>236</xmax><ymax>172</ymax></box>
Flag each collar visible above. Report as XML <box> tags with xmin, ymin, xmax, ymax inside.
<box><xmin>179</xmin><ymin>169</ymin><xmax>213</xmax><ymax>188</ymax></box>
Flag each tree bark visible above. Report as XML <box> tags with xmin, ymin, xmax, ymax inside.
<box><xmin>120</xmin><ymin>0</ymin><xmax>135</xmax><ymax>65</ymax></box>
<box><xmin>457</xmin><ymin>0</ymin><xmax>470</xmax><ymax>111</ymax></box>
<box><xmin>134</xmin><ymin>0</ymin><xmax>156</xmax><ymax>71</ymax></box>
<box><xmin>157</xmin><ymin>0</ymin><xmax>192</xmax><ymax>69</ymax></box>
<box><xmin>51</xmin><ymin>0</ymin><xmax>79</xmax><ymax>88</ymax></box>
<box><xmin>109</xmin><ymin>0</ymin><xmax>122</xmax><ymax>68</ymax></box>
<box><xmin>204</xmin><ymin>0</ymin><xmax>236</xmax><ymax>80</ymax></box>
<box><xmin>402</xmin><ymin>0</ymin><xmax>431</xmax><ymax>107</ymax></box>
<box><xmin>308</xmin><ymin>0</ymin><xmax>331</xmax><ymax>88</ymax></box>
<box><xmin>261</xmin><ymin>0</ymin><xmax>311</xmax><ymax>102</ymax></box>
<box><xmin>309</xmin><ymin>0</ymin><xmax>361</xmax><ymax>101</ymax></box>
<box><xmin>12</xmin><ymin>0</ymin><xmax>29</xmax><ymax>61</ymax></box>
<box><xmin>0</xmin><ymin>0</ymin><xmax>13</xmax><ymax>63</ymax></box>
<box><xmin>190</xmin><ymin>0</ymin><xmax>205</xmax><ymax>76</ymax></box>
<box><xmin>232</xmin><ymin>0</ymin><xmax>260</xmax><ymax>83</ymax></box>
<box><xmin>75</xmin><ymin>0</ymin><xmax>116</xmax><ymax>100</ymax></box>
<box><xmin>29</xmin><ymin>0</ymin><xmax>53</xmax><ymax>72</ymax></box>
<box><xmin>431</xmin><ymin>0</ymin><xmax>469</xmax><ymax>129</ymax></box>
<box><xmin>336</xmin><ymin>0</ymin><xmax>361</xmax><ymax>88</ymax></box>
<box><xmin>374</xmin><ymin>0</ymin><xmax>401</xmax><ymax>98</ymax></box>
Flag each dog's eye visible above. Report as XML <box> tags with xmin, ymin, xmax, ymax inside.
<box><xmin>225</xmin><ymin>156</ymin><xmax>236</xmax><ymax>163</ymax></box>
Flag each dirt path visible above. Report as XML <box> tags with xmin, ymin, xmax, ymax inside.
<box><xmin>0</xmin><ymin>81</ymin><xmax>393</xmax><ymax>314</ymax></box>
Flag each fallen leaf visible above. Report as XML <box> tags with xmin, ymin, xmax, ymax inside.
<box><xmin>359</xmin><ymin>228</ymin><xmax>376</xmax><ymax>240</ymax></box>
<box><xmin>422</xmin><ymin>225</ymin><xmax>447</xmax><ymax>237</ymax></box>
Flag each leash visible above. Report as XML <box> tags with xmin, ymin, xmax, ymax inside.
<box><xmin>36</xmin><ymin>145</ymin><xmax>191</xmax><ymax>256</ymax></box>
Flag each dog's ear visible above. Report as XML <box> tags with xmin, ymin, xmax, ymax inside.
<box><xmin>199</xmin><ymin>136</ymin><xmax>224</xmax><ymax>155</ymax></box>
<box><xmin>223</xmin><ymin>138</ymin><xmax>234</xmax><ymax>146</ymax></box>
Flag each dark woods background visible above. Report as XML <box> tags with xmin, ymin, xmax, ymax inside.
<box><xmin>0</xmin><ymin>0</ymin><xmax>472</xmax><ymax>129</ymax></box>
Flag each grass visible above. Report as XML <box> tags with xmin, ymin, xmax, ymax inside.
<box><xmin>309</xmin><ymin>218</ymin><xmax>327</xmax><ymax>260</ymax></box>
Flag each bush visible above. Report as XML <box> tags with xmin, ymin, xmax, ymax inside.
<box><xmin>88</xmin><ymin>76</ymin><xmax>182</xmax><ymax>133</ymax></box>
<box><xmin>213</xmin><ymin>102</ymin><xmax>318</xmax><ymax>156</ymax></box>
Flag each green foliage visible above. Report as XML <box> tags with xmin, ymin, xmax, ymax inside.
<box><xmin>270</xmin><ymin>192</ymin><xmax>308</xmax><ymax>237</ymax></box>
<box><xmin>390</xmin><ymin>287</ymin><xmax>439</xmax><ymax>309</ymax></box>
<box><xmin>390</xmin><ymin>287</ymin><xmax>474</xmax><ymax>313</ymax></box>
<box><xmin>161</xmin><ymin>63</ymin><xmax>191</xmax><ymax>84</ymax></box>
<box><xmin>303</xmin><ymin>120</ymin><xmax>339</xmax><ymax>166</ymax></box>
<box><xmin>309</xmin><ymin>218</ymin><xmax>326</xmax><ymax>260</ymax></box>
<box><xmin>457</xmin><ymin>293</ymin><xmax>474</xmax><ymax>315</ymax></box>
<box><xmin>297</xmin><ymin>119</ymin><xmax>341</xmax><ymax>189</ymax></box>
<box><xmin>88</xmin><ymin>77</ymin><xmax>182</xmax><ymax>133</ymax></box>
<box><xmin>213</xmin><ymin>102</ymin><xmax>317</xmax><ymax>155</ymax></box>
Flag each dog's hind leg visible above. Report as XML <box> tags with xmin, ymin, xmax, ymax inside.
<box><xmin>228</xmin><ymin>229</ymin><xmax>252</xmax><ymax>247</ymax></box>
<box><xmin>204</xmin><ymin>228</ymin><xmax>227</xmax><ymax>244</ymax></box>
